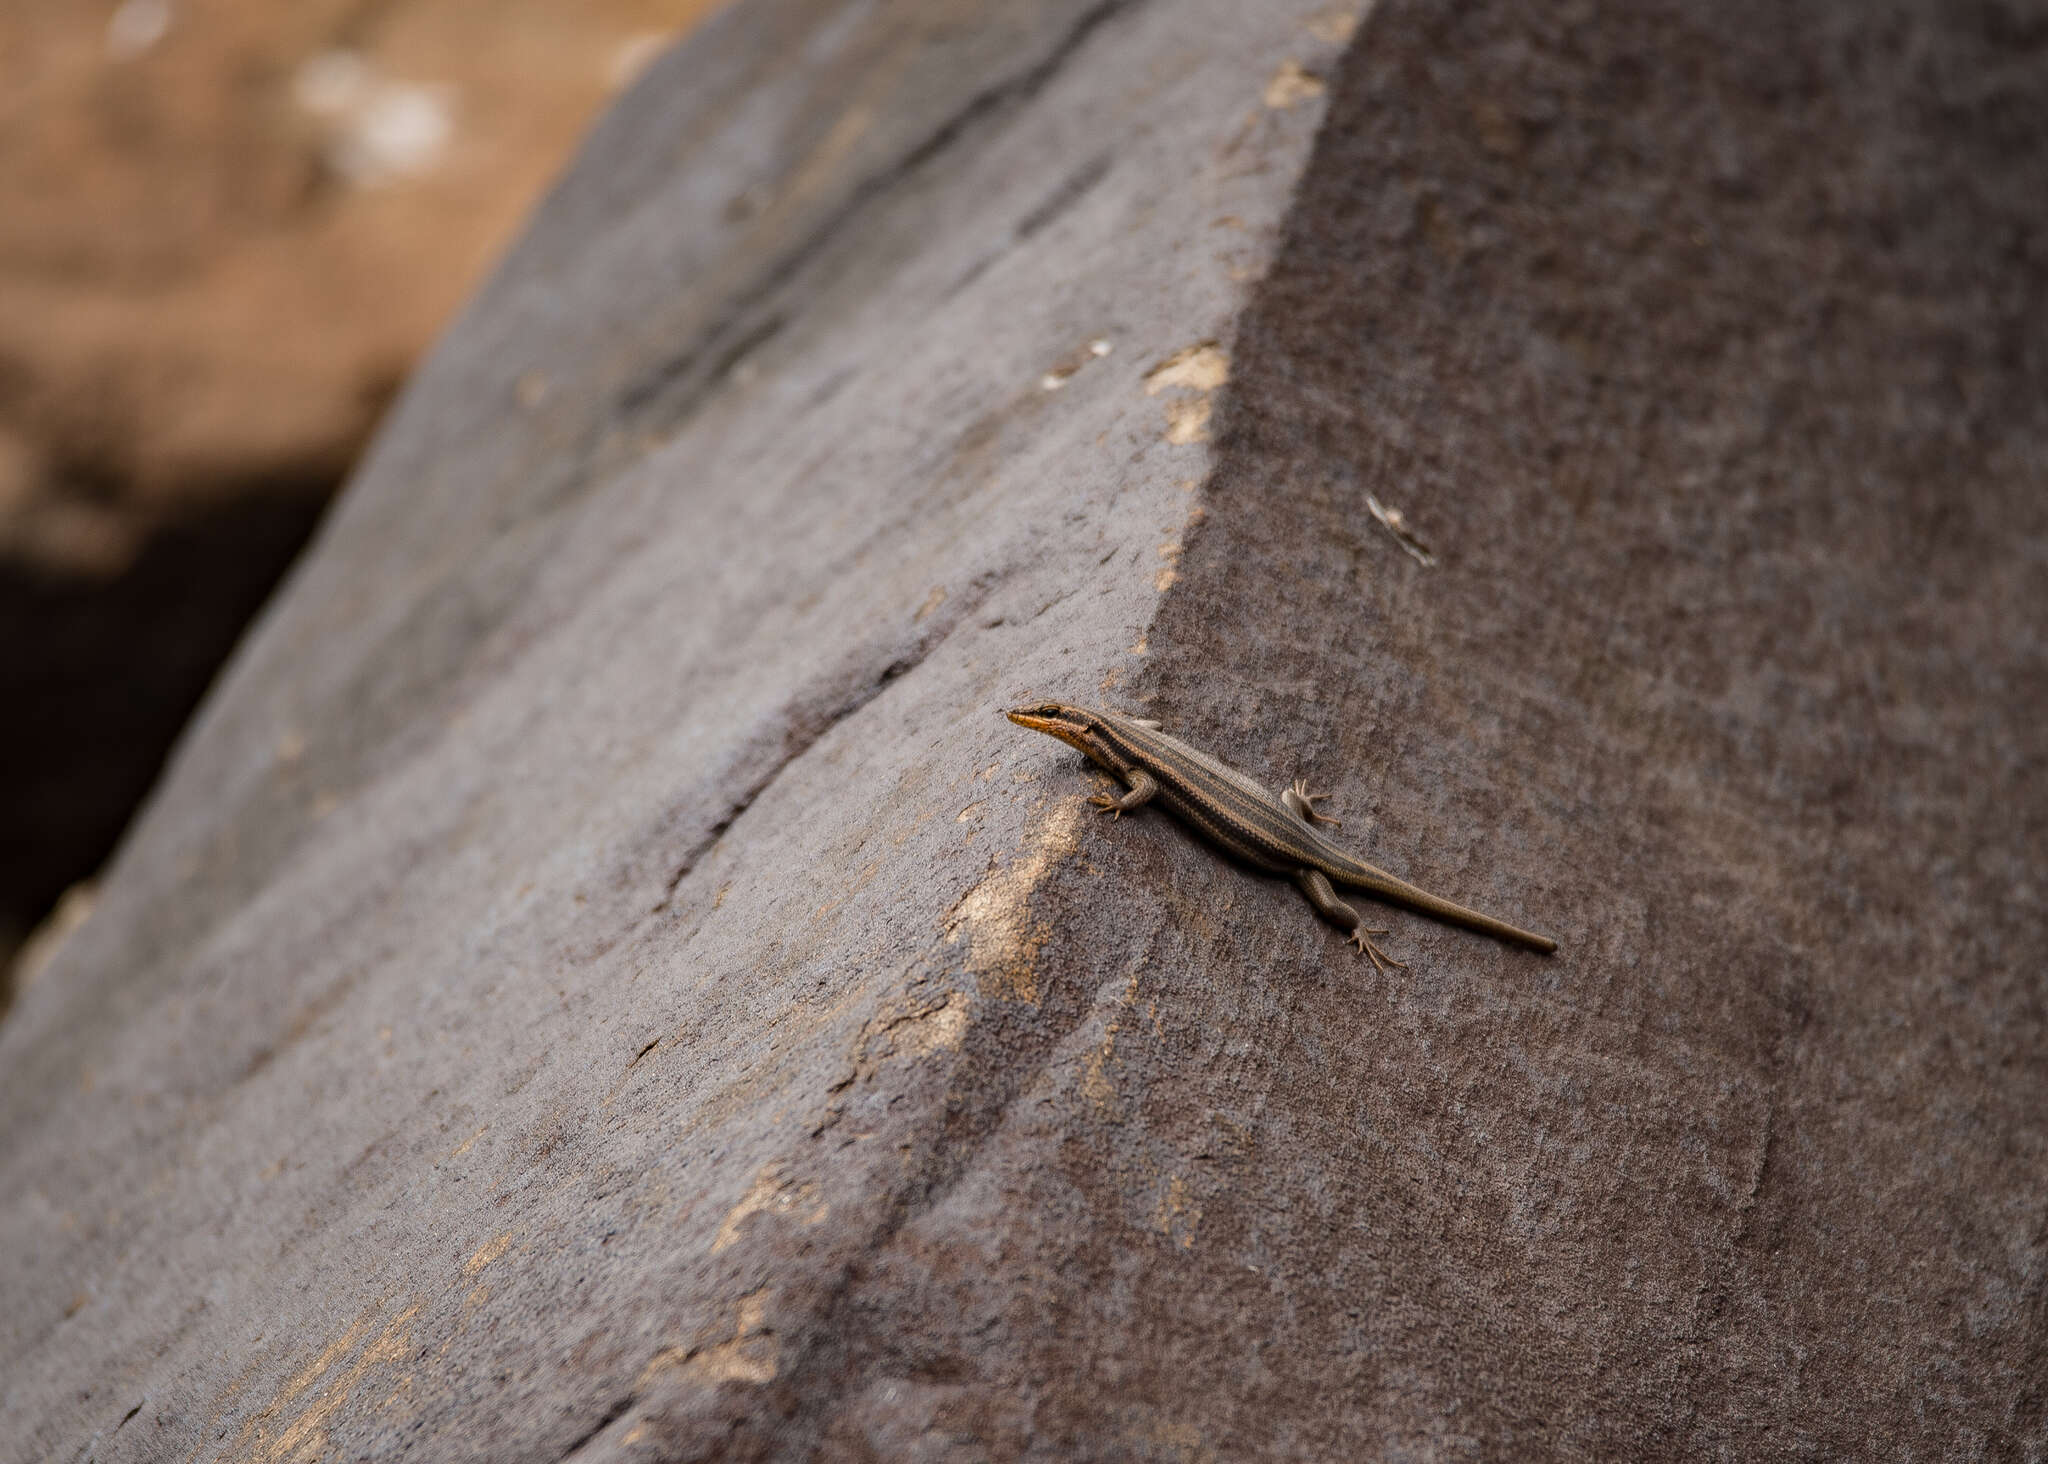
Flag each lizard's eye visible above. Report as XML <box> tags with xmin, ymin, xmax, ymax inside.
<box><xmin>1006</xmin><ymin>701</ymin><xmax>1076</xmax><ymax>732</ymax></box>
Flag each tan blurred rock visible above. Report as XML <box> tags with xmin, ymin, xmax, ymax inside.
<box><xmin>0</xmin><ymin>0</ymin><xmax>728</xmax><ymax>547</ymax></box>
<box><xmin>4</xmin><ymin>880</ymin><xmax>96</xmax><ymax>1008</ymax></box>
<box><xmin>0</xmin><ymin>0</ymin><xmax>727</xmax><ymax>1006</ymax></box>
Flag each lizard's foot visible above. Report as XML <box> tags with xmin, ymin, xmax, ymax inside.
<box><xmin>1347</xmin><ymin>925</ymin><xmax>1406</xmax><ymax>974</ymax></box>
<box><xmin>1087</xmin><ymin>793</ymin><xmax>1124</xmax><ymax>820</ymax></box>
<box><xmin>1286</xmin><ymin>779</ymin><xmax>1343</xmax><ymax>828</ymax></box>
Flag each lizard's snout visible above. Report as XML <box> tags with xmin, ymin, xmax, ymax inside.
<box><xmin>1005</xmin><ymin>704</ymin><xmax>1062</xmax><ymax>732</ymax></box>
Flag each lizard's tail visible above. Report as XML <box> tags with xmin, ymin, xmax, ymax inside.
<box><xmin>1333</xmin><ymin>863</ymin><xmax>1557</xmax><ymax>953</ymax></box>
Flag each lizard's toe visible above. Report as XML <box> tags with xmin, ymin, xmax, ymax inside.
<box><xmin>1349</xmin><ymin>927</ymin><xmax>1407</xmax><ymax>973</ymax></box>
<box><xmin>1288</xmin><ymin>779</ymin><xmax>1343</xmax><ymax>827</ymax></box>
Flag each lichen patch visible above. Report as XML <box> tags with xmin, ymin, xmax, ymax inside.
<box><xmin>711</xmin><ymin>1163</ymin><xmax>829</xmax><ymax>1254</ymax></box>
<box><xmin>944</xmin><ymin>799</ymin><xmax>1090</xmax><ymax>1004</ymax></box>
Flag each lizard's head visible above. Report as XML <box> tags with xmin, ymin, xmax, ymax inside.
<box><xmin>1005</xmin><ymin>700</ymin><xmax>1103</xmax><ymax>759</ymax></box>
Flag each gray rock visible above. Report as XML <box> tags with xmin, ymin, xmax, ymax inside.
<box><xmin>4</xmin><ymin>0</ymin><xmax>2045</xmax><ymax>1458</ymax></box>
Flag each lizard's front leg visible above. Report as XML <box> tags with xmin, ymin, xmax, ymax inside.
<box><xmin>1088</xmin><ymin>767</ymin><xmax>1159</xmax><ymax>819</ymax></box>
<box><xmin>1295</xmin><ymin>868</ymin><xmax>1406</xmax><ymax>974</ymax></box>
<box><xmin>1282</xmin><ymin>779</ymin><xmax>1342</xmax><ymax>828</ymax></box>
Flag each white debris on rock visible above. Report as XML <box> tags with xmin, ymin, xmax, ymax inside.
<box><xmin>106</xmin><ymin>0</ymin><xmax>172</xmax><ymax>60</ymax></box>
<box><xmin>293</xmin><ymin>49</ymin><xmax>456</xmax><ymax>187</ymax></box>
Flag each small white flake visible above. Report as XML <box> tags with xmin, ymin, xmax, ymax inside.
<box><xmin>294</xmin><ymin>50</ymin><xmax>455</xmax><ymax>187</ymax></box>
<box><xmin>106</xmin><ymin>0</ymin><xmax>171</xmax><ymax>60</ymax></box>
<box><xmin>294</xmin><ymin>49</ymin><xmax>370</xmax><ymax>116</ymax></box>
<box><xmin>1367</xmin><ymin>494</ymin><xmax>1436</xmax><ymax>566</ymax></box>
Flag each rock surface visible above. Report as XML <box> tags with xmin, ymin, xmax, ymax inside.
<box><xmin>3</xmin><ymin>0</ymin><xmax>2045</xmax><ymax>1459</ymax></box>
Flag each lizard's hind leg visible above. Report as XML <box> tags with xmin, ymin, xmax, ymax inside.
<box><xmin>1295</xmin><ymin>868</ymin><xmax>1406</xmax><ymax>974</ymax></box>
<box><xmin>1283</xmin><ymin>779</ymin><xmax>1343</xmax><ymax>828</ymax></box>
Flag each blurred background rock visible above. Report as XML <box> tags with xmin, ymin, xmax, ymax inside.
<box><xmin>0</xmin><ymin>0</ymin><xmax>726</xmax><ymax>1002</ymax></box>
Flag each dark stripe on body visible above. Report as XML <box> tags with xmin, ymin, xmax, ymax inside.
<box><xmin>1098</xmin><ymin>715</ymin><xmax>1335</xmax><ymax>872</ymax></box>
<box><xmin>1089</xmin><ymin>709</ymin><xmax>1555</xmax><ymax>951</ymax></box>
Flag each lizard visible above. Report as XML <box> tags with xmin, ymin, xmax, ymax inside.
<box><xmin>1005</xmin><ymin>701</ymin><xmax>1556</xmax><ymax>970</ymax></box>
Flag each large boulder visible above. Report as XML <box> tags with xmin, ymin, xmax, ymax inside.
<box><xmin>4</xmin><ymin>0</ymin><xmax>2043</xmax><ymax>1458</ymax></box>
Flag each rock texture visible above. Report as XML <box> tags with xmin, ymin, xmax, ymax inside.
<box><xmin>3</xmin><ymin>0</ymin><xmax>2045</xmax><ymax>1459</ymax></box>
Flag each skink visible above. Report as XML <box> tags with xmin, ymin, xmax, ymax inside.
<box><xmin>1006</xmin><ymin>700</ymin><xmax>1555</xmax><ymax>970</ymax></box>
